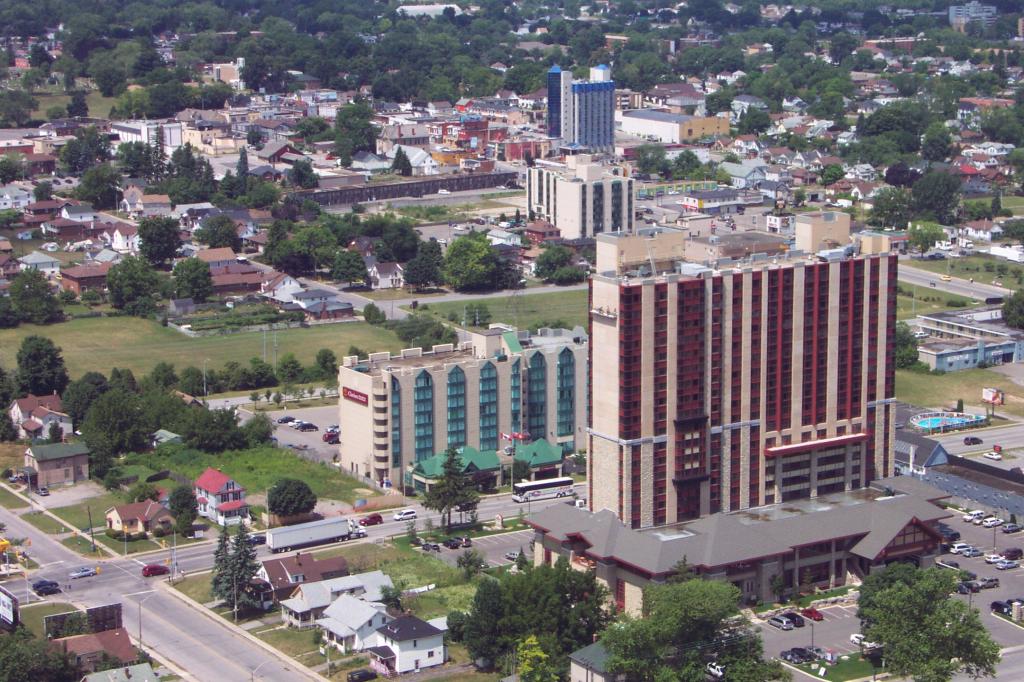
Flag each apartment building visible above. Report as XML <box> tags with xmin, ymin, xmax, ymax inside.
<box><xmin>587</xmin><ymin>228</ymin><xmax>897</xmax><ymax>528</ymax></box>
<box><xmin>526</xmin><ymin>155</ymin><xmax>634</xmax><ymax>240</ymax></box>
<box><xmin>547</xmin><ymin>65</ymin><xmax>615</xmax><ymax>152</ymax></box>
<box><xmin>338</xmin><ymin>326</ymin><xmax>589</xmax><ymax>488</ymax></box>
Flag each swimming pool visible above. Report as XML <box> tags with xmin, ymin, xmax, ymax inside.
<box><xmin>910</xmin><ymin>412</ymin><xmax>986</xmax><ymax>433</ymax></box>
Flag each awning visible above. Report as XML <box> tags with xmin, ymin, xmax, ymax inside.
<box><xmin>765</xmin><ymin>432</ymin><xmax>870</xmax><ymax>458</ymax></box>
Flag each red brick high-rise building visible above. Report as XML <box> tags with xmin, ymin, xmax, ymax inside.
<box><xmin>587</xmin><ymin>225</ymin><xmax>897</xmax><ymax>528</ymax></box>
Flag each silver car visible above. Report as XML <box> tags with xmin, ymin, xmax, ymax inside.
<box><xmin>69</xmin><ymin>566</ymin><xmax>97</xmax><ymax>579</ymax></box>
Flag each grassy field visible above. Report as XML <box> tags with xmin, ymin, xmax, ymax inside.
<box><xmin>896</xmin><ymin>284</ymin><xmax>977</xmax><ymax>320</ymax></box>
<box><xmin>903</xmin><ymin>255</ymin><xmax>1022</xmax><ymax>288</ymax></box>
<box><xmin>0</xmin><ymin>317</ymin><xmax>402</xmax><ymax>380</ymax></box>
<box><xmin>254</xmin><ymin>626</ymin><xmax>323</xmax><ymax>659</ymax></box>
<box><xmin>896</xmin><ymin>368</ymin><xmax>1024</xmax><ymax>415</ymax></box>
<box><xmin>61</xmin><ymin>534</ymin><xmax>107</xmax><ymax>558</ymax></box>
<box><xmin>19</xmin><ymin>602</ymin><xmax>78</xmax><ymax>638</ymax></box>
<box><xmin>22</xmin><ymin>512</ymin><xmax>71</xmax><ymax>534</ymax></box>
<box><xmin>790</xmin><ymin>655</ymin><xmax>881</xmax><ymax>681</ymax></box>
<box><xmin>1000</xmin><ymin>195</ymin><xmax>1024</xmax><ymax>215</ymax></box>
<box><xmin>0</xmin><ymin>486</ymin><xmax>26</xmax><ymax>508</ymax></box>
<box><xmin>50</xmin><ymin>491</ymin><xmax>125</xmax><ymax>531</ymax></box>
<box><xmin>124</xmin><ymin>446</ymin><xmax>375</xmax><ymax>504</ymax></box>
<box><xmin>0</xmin><ymin>444</ymin><xmax>22</xmax><ymax>475</ymax></box>
<box><xmin>172</xmin><ymin>572</ymin><xmax>213</xmax><ymax>603</ymax></box>
<box><xmin>31</xmin><ymin>90</ymin><xmax>118</xmax><ymax>119</ymax></box>
<box><xmin>420</xmin><ymin>289</ymin><xmax>588</xmax><ymax>331</ymax></box>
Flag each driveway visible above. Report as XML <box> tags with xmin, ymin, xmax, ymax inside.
<box><xmin>428</xmin><ymin>529</ymin><xmax>534</xmax><ymax>568</ymax></box>
<box><xmin>29</xmin><ymin>480</ymin><xmax>106</xmax><ymax>509</ymax></box>
<box><xmin>265</xmin><ymin>404</ymin><xmax>339</xmax><ymax>464</ymax></box>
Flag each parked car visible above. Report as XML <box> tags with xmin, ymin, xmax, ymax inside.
<box><xmin>142</xmin><ymin>564</ymin><xmax>170</xmax><ymax>577</ymax></box>
<box><xmin>963</xmin><ymin>510</ymin><xmax>986</xmax><ymax>523</ymax></box>
<box><xmin>393</xmin><ymin>509</ymin><xmax>417</xmax><ymax>521</ymax></box>
<box><xmin>781</xmin><ymin>648</ymin><xmax>813</xmax><ymax>664</ymax></box>
<box><xmin>978</xmin><ymin>577</ymin><xmax>1000</xmax><ymax>589</ymax></box>
<box><xmin>991</xmin><ymin>600</ymin><xmax>1013</xmax><ymax>616</ymax></box>
<box><xmin>956</xmin><ymin>581</ymin><xmax>980</xmax><ymax>594</ymax></box>
<box><xmin>941</xmin><ymin>529</ymin><xmax>961</xmax><ymax>542</ymax></box>
<box><xmin>1002</xmin><ymin>548</ymin><xmax>1024</xmax><ymax>560</ymax></box>
<box><xmin>323</xmin><ymin>432</ymin><xmax>339</xmax><ymax>444</ymax></box>
<box><xmin>347</xmin><ymin>670</ymin><xmax>378</xmax><ymax>682</ymax></box>
<box><xmin>997</xmin><ymin>560</ymin><xmax>1020</xmax><ymax>570</ymax></box>
<box><xmin>359</xmin><ymin>513</ymin><xmax>383</xmax><ymax>526</ymax></box>
<box><xmin>505</xmin><ymin>550</ymin><xmax>523</xmax><ymax>562</ymax></box>
<box><xmin>780</xmin><ymin>612</ymin><xmax>805</xmax><ymax>628</ymax></box>
<box><xmin>32</xmin><ymin>579</ymin><xmax>60</xmax><ymax>595</ymax></box>
<box><xmin>984</xmin><ymin>452</ymin><xmax>1003</xmax><ymax>461</ymax></box>
<box><xmin>850</xmin><ymin>633</ymin><xmax>879</xmax><ymax>649</ymax></box>
<box><xmin>325</xmin><ymin>425</ymin><xmax>340</xmax><ymax>433</ymax></box>
<box><xmin>936</xmin><ymin>559</ymin><xmax>960</xmax><ymax>570</ymax></box>
<box><xmin>767</xmin><ymin>616</ymin><xmax>794</xmax><ymax>631</ymax></box>
<box><xmin>277</xmin><ymin>416</ymin><xmax>295</xmax><ymax>424</ymax></box>
<box><xmin>801</xmin><ymin>607</ymin><xmax>825</xmax><ymax>621</ymax></box>
<box><xmin>296</xmin><ymin>422</ymin><xmax>318</xmax><ymax>432</ymax></box>
<box><xmin>69</xmin><ymin>566</ymin><xmax>97</xmax><ymax>579</ymax></box>
<box><xmin>246</xmin><ymin>533</ymin><xmax>267</xmax><ymax>546</ymax></box>
<box><xmin>705</xmin><ymin>662</ymin><xmax>725</xmax><ymax>679</ymax></box>
<box><xmin>961</xmin><ymin>547</ymin><xmax>985</xmax><ymax>558</ymax></box>
<box><xmin>1002</xmin><ymin>523</ymin><xmax>1022</xmax><ymax>534</ymax></box>
<box><xmin>985</xmin><ymin>553</ymin><xmax>1004</xmax><ymax>564</ymax></box>
<box><xmin>421</xmin><ymin>543</ymin><xmax>440</xmax><ymax>552</ymax></box>
<box><xmin>442</xmin><ymin>538</ymin><xmax>463</xmax><ymax>549</ymax></box>
<box><xmin>949</xmin><ymin>542</ymin><xmax>973</xmax><ymax>554</ymax></box>
<box><xmin>964</xmin><ymin>436</ymin><xmax>983</xmax><ymax>445</ymax></box>
<box><xmin>37</xmin><ymin>487</ymin><xmax>49</xmax><ymax>496</ymax></box>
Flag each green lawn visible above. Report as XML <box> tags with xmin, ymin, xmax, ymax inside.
<box><xmin>896</xmin><ymin>284</ymin><xmax>977</xmax><ymax>320</ymax></box>
<box><xmin>0</xmin><ymin>443</ymin><xmax>23</xmax><ymax>475</ymax></box>
<box><xmin>19</xmin><ymin>602</ymin><xmax>78</xmax><ymax>638</ymax></box>
<box><xmin>405</xmin><ymin>582</ymin><xmax>477</xmax><ymax>619</ymax></box>
<box><xmin>172</xmin><ymin>572</ymin><xmax>213</xmax><ymax>603</ymax></box>
<box><xmin>0</xmin><ymin>317</ymin><xmax>403</xmax><ymax>380</ymax></box>
<box><xmin>31</xmin><ymin>90</ymin><xmax>118</xmax><ymax>119</ymax></box>
<box><xmin>92</xmin><ymin>532</ymin><xmax>159</xmax><ymax>555</ymax></box>
<box><xmin>22</xmin><ymin>512</ymin><xmax>71</xmax><ymax>535</ymax></box>
<box><xmin>1000</xmin><ymin>195</ymin><xmax>1024</xmax><ymax>215</ymax></box>
<box><xmin>795</xmin><ymin>585</ymin><xmax>852</xmax><ymax>608</ymax></box>
<box><xmin>61</xmin><ymin>534</ymin><xmax>107</xmax><ymax>558</ymax></box>
<box><xmin>0</xmin><ymin>486</ymin><xmax>27</xmax><ymax>509</ymax></box>
<box><xmin>903</xmin><ymin>255</ymin><xmax>1022</xmax><ymax>288</ymax></box>
<box><xmin>896</xmin><ymin>367</ymin><xmax>1024</xmax><ymax>416</ymax></box>
<box><xmin>791</xmin><ymin>655</ymin><xmax>882</xmax><ymax>681</ymax></box>
<box><xmin>254</xmin><ymin>626</ymin><xmax>322</xmax><ymax>658</ymax></box>
<box><xmin>124</xmin><ymin>446</ymin><xmax>375</xmax><ymax>504</ymax></box>
<box><xmin>419</xmin><ymin>289</ymin><xmax>588</xmax><ymax>331</ymax></box>
<box><xmin>50</xmin><ymin>492</ymin><xmax>126</xmax><ymax>531</ymax></box>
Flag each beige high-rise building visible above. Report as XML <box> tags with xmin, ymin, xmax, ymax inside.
<box><xmin>588</xmin><ymin>228</ymin><xmax>897</xmax><ymax>528</ymax></box>
<box><xmin>526</xmin><ymin>155</ymin><xmax>634</xmax><ymax>240</ymax></box>
<box><xmin>338</xmin><ymin>326</ymin><xmax>589</xmax><ymax>489</ymax></box>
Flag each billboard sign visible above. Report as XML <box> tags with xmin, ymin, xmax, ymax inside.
<box><xmin>983</xmin><ymin>387</ymin><xmax>1004</xmax><ymax>405</ymax></box>
<box><xmin>0</xmin><ymin>585</ymin><xmax>17</xmax><ymax>630</ymax></box>
<box><xmin>342</xmin><ymin>387</ymin><xmax>368</xmax><ymax>405</ymax></box>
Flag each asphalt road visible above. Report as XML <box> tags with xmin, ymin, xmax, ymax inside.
<box><xmin>930</xmin><ymin>422</ymin><xmax>1024</xmax><ymax>469</ymax></box>
<box><xmin>898</xmin><ymin>263</ymin><xmax>1010</xmax><ymax>301</ymax></box>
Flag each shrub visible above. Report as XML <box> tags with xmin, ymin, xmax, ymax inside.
<box><xmin>105</xmin><ymin>528</ymin><xmax>124</xmax><ymax>540</ymax></box>
<box><xmin>153</xmin><ymin>526</ymin><xmax>168</xmax><ymax>538</ymax></box>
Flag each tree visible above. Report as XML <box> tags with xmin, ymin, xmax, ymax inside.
<box><xmin>444</xmin><ymin>231</ymin><xmax>509</xmax><ymax>292</ymax></box>
<box><xmin>16</xmin><ymin>335</ymin><xmax>69</xmax><ymax>395</ymax></box>
<box><xmin>33</xmin><ymin>181</ymin><xmax>53</xmax><ymax>202</ymax></box>
<box><xmin>211</xmin><ymin>527</ymin><xmax>232</xmax><ymax>602</ymax></box>
<box><xmin>829</xmin><ymin>32</ymin><xmax>860</xmax><ymax>64</ymax></box>
<box><xmin>287</xmin><ymin>159</ymin><xmax>319</xmax><ymax>189</ymax></box>
<box><xmin>868</xmin><ymin>186</ymin><xmax>913</xmax><ymax>228</ymax></box>
<box><xmin>456</xmin><ymin>548</ymin><xmax>486</xmax><ymax>580</ymax></box>
<box><xmin>912</xmin><ymin>171</ymin><xmax>962</xmax><ymax>224</ymax></box>
<box><xmin>330</xmin><ymin>250</ymin><xmax>368</xmax><ymax>284</ymax></box>
<box><xmin>535</xmin><ymin>245</ymin><xmax>574</xmax><ymax>280</ymax></box>
<box><xmin>138</xmin><ymin>216</ymin><xmax>181</xmax><ymax>266</ymax></box>
<box><xmin>66</xmin><ymin>91</ymin><xmax>88</xmax><ymax>118</ymax></box>
<box><xmin>634</xmin><ymin>144</ymin><xmax>668</xmax><ymax>176</ymax></box>
<box><xmin>127</xmin><ymin>481</ymin><xmax>160</xmax><ymax>502</ymax></box>
<box><xmin>0</xmin><ymin>628</ymin><xmax>81</xmax><ymax>682</ymax></box>
<box><xmin>0</xmin><ymin>91</ymin><xmax>38</xmax><ymax>127</ymax></box>
<box><xmin>236</xmin><ymin>146</ymin><xmax>249</xmax><ymax>179</ymax></box>
<box><xmin>907</xmin><ymin>222</ymin><xmax>946</xmax><ymax>254</ymax></box>
<box><xmin>9</xmin><ymin>270</ymin><xmax>62</xmax><ymax>324</ymax></box>
<box><xmin>75</xmin><ymin>164</ymin><xmax>122</xmax><ymax>209</ymax></box>
<box><xmin>47</xmin><ymin>420</ymin><xmax>64</xmax><ymax>443</ymax></box>
<box><xmin>463</xmin><ymin>578</ymin><xmax>505</xmax><ymax>666</ymax></box>
<box><xmin>267</xmin><ymin>478</ymin><xmax>318</xmax><ymax>517</ymax></box>
<box><xmin>334</xmin><ymin>101</ymin><xmax>378</xmax><ymax>166</ymax></box>
<box><xmin>362</xmin><ymin>303</ymin><xmax>386</xmax><ymax>324</ymax></box>
<box><xmin>195</xmin><ymin>214</ymin><xmax>242</xmax><ymax>251</ymax></box>
<box><xmin>62</xmin><ymin>372</ymin><xmax>108</xmax><ymax>428</ymax></box>
<box><xmin>1003</xmin><ymin>290</ymin><xmax>1024</xmax><ymax>330</ymax></box>
<box><xmin>107</xmin><ymin>256</ymin><xmax>161</xmax><ymax>315</ymax></box>
<box><xmin>820</xmin><ymin>164</ymin><xmax>845</xmax><ymax>186</ymax></box>
<box><xmin>858</xmin><ymin>565</ymin><xmax>999</xmax><ymax>682</ymax></box>
<box><xmin>276</xmin><ymin>353</ymin><xmax>303</xmax><ymax>383</ymax></box>
<box><xmin>517</xmin><ymin>635</ymin><xmax>559</xmax><ymax>682</ymax></box>
<box><xmin>404</xmin><ymin>240</ymin><xmax>443</xmax><ymax>290</ymax></box>
<box><xmin>0</xmin><ymin>155</ymin><xmax>23</xmax><ymax>184</ymax></box>
<box><xmin>60</xmin><ymin>126</ymin><xmax>110</xmax><ymax>174</ymax></box>
<box><xmin>241</xmin><ymin>413</ymin><xmax>274</xmax><ymax>447</ymax></box>
<box><xmin>81</xmin><ymin>389</ymin><xmax>147</xmax><ymax>477</ymax></box>
<box><xmin>423</xmin><ymin>448</ymin><xmax>479</xmax><ymax>531</ymax></box>
<box><xmin>314</xmin><ymin>349</ymin><xmax>337</xmax><ymax>380</ymax></box>
<box><xmin>391</xmin><ymin>147</ymin><xmax>413</xmax><ymax>176</ymax></box>
<box><xmin>992</xmin><ymin>191</ymin><xmax>1003</xmax><ymax>216</ymax></box>
<box><xmin>225</xmin><ymin>523</ymin><xmax>261</xmax><ymax>614</ymax></box>
<box><xmin>168</xmin><ymin>486</ymin><xmax>198</xmax><ymax>536</ymax></box>
<box><xmin>148</xmin><ymin>362</ymin><xmax>178</xmax><ymax>389</ymax></box>
<box><xmin>173</xmin><ymin>258</ymin><xmax>213</xmax><ymax>302</ymax></box>
<box><xmin>894</xmin><ymin>322</ymin><xmax>922</xmax><ymax>369</ymax></box>
<box><xmin>738</xmin><ymin>108</ymin><xmax>771</xmax><ymax>135</ymax></box>
<box><xmin>921</xmin><ymin>122</ymin><xmax>952</xmax><ymax>163</ymax></box>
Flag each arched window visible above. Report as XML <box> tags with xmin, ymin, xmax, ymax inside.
<box><xmin>413</xmin><ymin>371</ymin><xmax>434</xmax><ymax>462</ymax></box>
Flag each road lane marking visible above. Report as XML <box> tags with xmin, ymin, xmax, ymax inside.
<box><xmin>123</xmin><ymin>589</ymin><xmax>156</xmax><ymax>597</ymax></box>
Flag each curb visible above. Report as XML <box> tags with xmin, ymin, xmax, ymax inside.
<box><xmin>159</xmin><ymin>578</ymin><xmax>323</xmax><ymax>681</ymax></box>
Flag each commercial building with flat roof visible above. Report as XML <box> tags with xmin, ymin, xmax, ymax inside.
<box><xmin>528</xmin><ymin>482</ymin><xmax>948</xmax><ymax>613</ymax></box>
<box><xmin>338</xmin><ymin>326</ymin><xmax>589</xmax><ymax>488</ymax></box>
<box><xmin>527</xmin><ymin>155</ymin><xmax>634</xmax><ymax>240</ymax></box>
<box><xmin>588</xmin><ymin>228</ymin><xmax>897</xmax><ymax>528</ymax></box>
<box><xmin>615</xmin><ymin>109</ymin><xmax>729</xmax><ymax>143</ymax></box>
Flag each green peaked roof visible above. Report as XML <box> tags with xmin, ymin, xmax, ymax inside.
<box><xmin>414</xmin><ymin>446</ymin><xmax>500</xmax><ymax>479</ymax></box>
<box><xmin>514</xmin><ymin>439</ymin><xmax>562</xmax><ymax>467</ymax></box>
<box><xmin>29</xmin><ymin>442</ymin><xmax>90</xmax><ymax>462</ymax></box>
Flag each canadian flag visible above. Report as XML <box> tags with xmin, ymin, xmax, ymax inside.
<box><xmin>502</xmin><ymin>431</ymin><xmax>530</xmax><ymax>441</ymax></box>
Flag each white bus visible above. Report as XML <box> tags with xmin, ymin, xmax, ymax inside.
<box><xmin>512</xmin><ymin>476</ymin><xmax>575</xmax><ymax>503</ymax></box>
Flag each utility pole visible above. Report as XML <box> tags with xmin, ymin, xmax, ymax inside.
<box><xmin>86</xmin><ymin>506</ymin><xmax>96</xmax><ymax>553</ymax></box>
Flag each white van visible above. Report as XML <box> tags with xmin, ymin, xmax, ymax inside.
<box><xmin>393</xmin><ymin>509</ymin><xmax>418</xmax><ymax>521</ymax></box>
<box><xmin>962</xmin><ymin>510</ymin><xmax>986</xmax><ymax>522</ymax></box>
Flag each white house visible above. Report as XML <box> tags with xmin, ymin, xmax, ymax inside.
<box><xmin>8</xmin><ymin>393</ymin><xmax>72</xmax><ymax>441</ymax></box>
<box><xmin>0</xmin><ymin>184</ymin><xmax>32</xmax><ymax>210</ymax></box>
<box><xmin>17</xmin><ymin>250</ymin><xmax>61</xmax><ymax>277</ymax></box>
<box><xmin>59</xmin><ymin>204</ymin><xmax>100</xmax><ymax>223</ymax></box>
<box><xmin>194</xmin><ymin>467</ymin><xmax>248</xmax><ymax>526</ymax></box>
<box><xmin>487</xmin><ymin>228</ymin><xmax>522</xmax><ymax>247</ymax></box>
<box><xmin>262</xmin><ymin>271</ymin><xmax>304</xmax><ymax>302</ymax></box>
<box><xmin>719</xmin><ymin>161</ymin><xmax>767</xmax><ymax>189</ymax></box>
<box><xmin>365</xmin><ymin>615</ymin><xmax>446</xmax><ymax>676</ymax></box>
<box><xmin>317</xmin><ymin>595</ymin><xmax>392</xmax><ymax>654</ymax></box>
<box><xmin>107</xmin><ymin>225</ymin><xmax>140</xmax><ymax>253</ymax></box>
<box><xmin>366</xmin><ymin>261</ymin><xmax>404</xmax><ymax>290</ymax></box>
<box><xmin>386</xmin><ymin>145</ymin><xmax>439</xmax><ymax>176</ymax></box>
<box><xmin>962</xmin><ymin>219</ymin><xmax>1004</xmax><ymax>242</ymax></box>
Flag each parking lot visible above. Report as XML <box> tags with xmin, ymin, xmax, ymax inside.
<box><xmin>262</xmin><ymin>405</ymin><xmax>339</xmax><ymax>464</ymax></box>
<box><xmin>426</xmin><ymin>529</ymin><xmax>534</xmax><ymax>568</ymax></box>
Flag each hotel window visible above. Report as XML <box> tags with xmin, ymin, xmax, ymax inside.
<box><xmin>391</xmin><ymin>379</ymin><xmax>402</xmax><ymax>467</ymax></box>
<box><xmin>556</xmin><ymin>348</ymin><xmax>575</xmax><ymax>436</ymax></box>
<box><xmin>447</xmin><ymin>367</ymin><xmax>466</xmax><ymax>448</ymax></box>
<box><xmin>413</xmin><ymin>371</ymin><xmax>434</xmax><ymax>462</ymax></box>
<box><xmin>479</xmin><ymin>362</ymin><xmax>498</xmax><ymax>451</ymax></box>
<box><xmin>511</xmin><ymin>359</ymin><xmax>522</xmax><ymax>432</ymax></box>
<box><xmin>527</xmin><ymin>353</ymin><xmax>547</xmax><ymax>438</ymax></box>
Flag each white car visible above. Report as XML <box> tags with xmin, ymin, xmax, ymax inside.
<box><xmin>850</xmin><ymin>633</ymin><xmax>880</xmax><ymax>649</ymax></box>
<box><xmin>949</xmin><ymin>542</ymin><xmax>973</xmax><ymax>554</ymax></box>
<box><xmin>963</xmin><ymin>510</ymin><xmax>986</xmax><ymax>522</ymax></box>
<box><xmin>393</xmin><ymin>509</ymin><xmax>417</xmax><ymax>521</ymax></box>
<box><xmin>983</xmin><ymin>452</ymin><xmax>1003</xmax><ymax>461</ymax></box>
<box><xmin>983</xmin><ymin>517</ymin><xmax>1005</xmax><ymax>528</ymax></box>
<box><xmin>437</xmin><ymin>189</ymin><xmax>450</xmax><ymax>195</ymax></box>
<box><xmin>706</xmin><ymin>662</ymin><xmax>725</xmax><ymax>679</ymax></box>
<box><xmin>985</xmin><ymin>553</ymin><xmax>1005</xmax><ymax>564</ymax></box>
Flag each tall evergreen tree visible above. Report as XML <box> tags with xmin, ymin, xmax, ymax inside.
<box><xmin>236</xmin><ymin>146</ymin><xmax>249</xmax><ymax>180</ymax></box>
<box><xmin>423</xmin><ymin>447</ymin><xmax>479</xmax><ymax>531</ymax></box>
<box><xmin>211</xmin><ymin>527</ymin><xmax>232</xmax><ymax>602</ymax></box>
<box><xmin>227</xmin><ymin>523</ymin><xmax>260</xmax><ymax>615</ymax></box>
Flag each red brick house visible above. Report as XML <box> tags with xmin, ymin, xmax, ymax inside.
<box><xmin>257</xmin><ymin>552</ymin><xmax>349</xmax><ymax>602</ymax></box>
<box><xmin>60</xmin><ymin>262</ymin><xmax>113</xmax><ymax>295</ymax></box>
<box><xmin>52</xmin><ymin>627</ymin><xmax>138</xmax><ymax>673</ymax></box>
<box><xmin>105</xmin><ymin>500</ymin><xmax>174</xmax><ymax>535</ymax></box>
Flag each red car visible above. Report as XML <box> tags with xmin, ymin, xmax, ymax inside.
<box><xmin>142</xmin><ymin>564</ymin><xmax>170</xmax><ymax>577</ymax></box>
<box><xmin>800</xmin><ymin>607</ymin><xmax>825</xmax><ymax>621</ymax></box>
<box><xmin>359</xmin><ymin>513</ymin><xmax>383</xmax><ymax>527</ymax></box>
<box><xmin>323</xmin><ymin>432</ymin><xmax>339</xmax><ymax>444</ymax></box>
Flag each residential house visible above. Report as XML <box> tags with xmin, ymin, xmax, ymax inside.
<box><xmin>487</xmin><ymin>228</ymin><xmax>521</xmax><ymax>247</ymax></box>
<box><xmin>258</xmin><ymin>552</ymin><xmax>351</xmax><ymax>603</ymax></box>
<box><xmin>317</xmin><ymin>595</ymin><xmax>393</xmax><ymax>654</ymax></box>
<box><xmin>24</xmin><ymin>153</ymin><xmax>57</xmax><ymax>176</ymax></box>
<box><xmin>256</xmin><ymin>141</ymin><xmax>302</xmax><ymax>165</ymax></box>
<box><xmin>570</xmin><ymin>641</ymin><xmax>621</xmax><ymax>682</ymax></box>
<box><xmin>9</xmin><ymin>393</ymin><xmax>72</xmax><ymax>441</ymax></box>
<box><xmin>385</xmin><ymin>145</ymin><xmax>439</xmax><ymax>176</ymax></box>
<box><xmin>105</xmin><ymin>500</ymin><xmax>174</xmax><ymax>535</ymax></box>
<box><xmin>719</xmin><ymin>160</ymin><xmax>767</xmax><ymax>189</ymax></box>
<box><xmin>24</xmin><ymin>442</ymin><xmax>90</xmax><ymax>487</ymax></box>
<box><xmin>107</xmin><ymin>224</ymin><xmax>140</xmax><ymax>253</ymax></box>
<box><xmin>0</xmin><ymin>238</ymin><xmax>12</xmax><ymax>253</ymax></box>
<box><xmin>196</xmin><ymin>247</ymin><xmax>238</xmax><ymax>269</ymax></box>
<box><xmin>0</xmin><ymin>184</ymin><xmax>32</xmax><ymax>210</ymax></box>
<box><xmin>894</xmin><ymin>432</ymin><xmax>950</xmax><ymax>476</ymax></box>
<box><xmin>121</xmin><ymin>192</ymin><xmax>173</xmax><ymax>219</ymax></box>
<box><xmin>194</xmin><ymin>467</ymin><xmax>248</xmax><ymax>525</ymax></box>
<box><xmin>366</xmin><ymin>260</ymin><xmax>404</xmax><ymax>290</ymax></box>
<box><xmin>59</xmin><ymin>204</ymin><xmax>100</xmax><ymax>223</ymax></box>
<box><xmin>524</xmin><ymin>221</ymin><xmax>560</xmax><ymax>244</ymax></box>
<box><xmin>60</xmin><ymin>261</ymin><xmax>112</xmax><ymax>295</ymax></box>
<box><xmin>366</xmin><ymin>615</ymin><xmax>446</xmax><ymax>676</ymax></box>
<box><xmin>280</xmin><ymin>570</ymin><xmax>393</xmax><ymax>627</ymax></box>
<box><xmin>17</xmin><ymin>250</ymin><xmax>61</xmax><ymax>277</ymax></box>
<box><xmin>81</xmin><ymin>663</ymin><xmax>160</xmax><ymax>682</ymax></box>
<box><xmin>52</xmin><ymin>628</ymin><xmax>138</xmax><ymax>673</ymax></box>
<box><xmin>261</xmin><ymin>271</ymin><xmax>304</xmax><ymax>302</ymax></box>
<box><xmin>350</xmin><ymin>151</ymin><xmax>392</xmax><ymax>175</ymax></box>
<box><xmin>729</xmin><ymin>94</ymin><xmax>768</xmax><ymax>123</ymax></box>
<box><xmin>282</xmin><ymin>289</ymin><xmax>355</xmax><ymax>320</ymax></box>
<box><xmin>0</xmin><ymin>253</ymin><xmax>18</xmax><ymax>279</ymax></box>
<box><xmin>962</xmin><ymin>219</ymin><xmax>1004</xmax><ymax>242</ymax></box>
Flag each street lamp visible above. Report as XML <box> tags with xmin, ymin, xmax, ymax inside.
<box><xmin>810</xmin><ymin>620</ymin><xmax>815</xmax><ymax>649</ymax></box>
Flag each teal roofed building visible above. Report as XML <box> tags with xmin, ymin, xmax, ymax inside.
<box><xmin>412</xmin><ymin>446</ymin><xmax>501</xmax><ymax>492</ymax></box>
<box><xmin>514</xmin><ymin>439</ymin><xmax>565</xmax><ymax>478</ymax></box>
